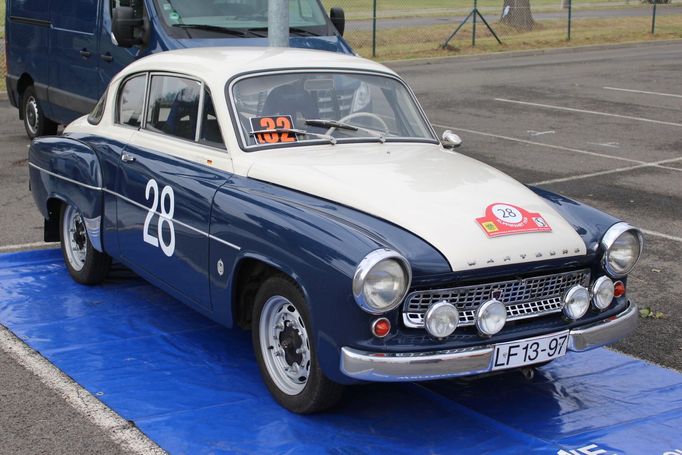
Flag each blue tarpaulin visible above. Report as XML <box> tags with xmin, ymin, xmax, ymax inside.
<box><xmin>1</xmin><ymin>249</ymin><xmax>681</xmax><ymax>454</ymax></box>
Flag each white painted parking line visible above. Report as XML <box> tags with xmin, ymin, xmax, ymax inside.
<box><xmin>641</xmin><ymin>229</ymin><xmax>682</xmax><ymax>244</ymax></box>
<box><xmin>0</xmin><ymin>242</ymin><xmax>58</xmax><ymax>253</ymax></box>
<box><xmin>431</xmin><ymin>124</ymin><xmax>645</xmax><ymax>164</ymax></box>
<box><xmin>0</xmin><ymin>325</ymin><xmax>166</xmax><ymax>455</ymax></box>
<box><xmin>529</xmin><ymin>156</ymin><xmax>682</xmax><ymax>185</ymax></box>
<box><xmin>603</xmin><ymin>86</ymin><xmax>682</xmax><ymax>99</ymax></box>
<box><xmin>494</xmin><ymin>98</ymin><xmax>682</xmax><ymax>128</ymax></box>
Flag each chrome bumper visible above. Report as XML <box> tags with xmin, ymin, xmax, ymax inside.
<box><xmin>340</xmin><ymin>301</ymin><xmax>638</xmax><ymax>382</ymax></box>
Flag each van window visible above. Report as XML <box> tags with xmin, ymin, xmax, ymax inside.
<box><xmin>51</xmin><ymin>0</ymin><xmax>99</xmax><ymax>33</ymax></box>
<box><xmin>118</xmin><ymin>75</ymin><xmax>146</xmax><ymax>128</ymax></box>
<box><xmin>199</xmin><ymin>89</ymin><xmax>226</xmax><ymax>149</ymax></box>
<box><xmin>145</xmin><ymin>75</ymin><xmax>201</xmax><ymax>142</ymax></box>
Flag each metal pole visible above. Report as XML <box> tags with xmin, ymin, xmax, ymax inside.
<box><xmin>567</xmin><ymin>0</ymin><xmax>572</xmax><ymax>40</ymax></box>
<box><xmin>472</xmin><ymin>0</ymin><xmax>477</xmax><ymax>46</ymax></box>
<box><xmin>372</xmin><ymin>0</ymin><xmax>377</xmax><ymax>57</ymax></box>
<box><xmin>651</xmin><ymin>0</ymin><xmax>657</xmax><ymax>34</ymax></box>
<box><xmin>268</xmin><ymin>0</ymin><xmax>289</xmax><ymax>47</ymax></box>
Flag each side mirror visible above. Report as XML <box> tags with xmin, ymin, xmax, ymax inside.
<box><xmin>330</xmin><ymin>7</ymin><xmax>345</xmax><ymax>36</ymax></box>
<box><xmin>112</xmin><ymin>6</ymin><xmax>144</xmax><ymax>48</ymax></box>
<box><xmin>441</xmin><ymin>130</ymin><xmax>462</xmax><ymax>149</ymax></box>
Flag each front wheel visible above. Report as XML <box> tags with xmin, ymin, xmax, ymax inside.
<box><xmin>60</xmin><ymin>203</ymin><xmax>111</xmax><ymax>284</ymax></box>
<box><xmin>252</xmin><ymin>275</ymin><xmax>344</xmax><ymax>414</ymax></box>
<box><xmin>22</xmin><ymin>85</ymin><xmax>59</xmax><ymax>139</ymax></box>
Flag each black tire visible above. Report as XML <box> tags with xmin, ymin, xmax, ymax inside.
<box><xmin>252</xmin><ymin>274</ymin><xmax>344</xmax><ymax>414</ymax></box>
<box><xmin>22</xmin><ymin>85</ymin><xmax>59</xmax><ymax>140</ymax></box>
<box><xmin>59</xmin><ymin>203</ymin><xmax>111</xmax><ymax>285</ymax></box>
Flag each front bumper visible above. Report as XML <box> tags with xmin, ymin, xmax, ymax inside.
<box><xmin>340</xmin><ymin>300</ymin><xmax>638</xmax><ymax>382</ymax></box>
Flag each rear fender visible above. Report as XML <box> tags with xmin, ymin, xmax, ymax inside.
<box><xmin>29</xmin><ymin>136</ymin><xmax>104</xmax><ymax>251</ymax></box>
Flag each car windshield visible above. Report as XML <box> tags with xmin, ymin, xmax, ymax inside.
<box><xmin>154</xmin><ymin>0</ymin><xmax>328</xmax><ymax>33</ymax></box>
<box><xmin>231</xmin><ymin>72</ymin><xmax>436</xmax><ymax>149</ymax></box>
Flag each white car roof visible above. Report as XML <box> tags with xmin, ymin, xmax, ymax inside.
<box><xmin>118</xmin><ymin>47</ymin><xmax>397</xmax><ymax>86</ymax></box>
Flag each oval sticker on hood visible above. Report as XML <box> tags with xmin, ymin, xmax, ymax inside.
<box><xmin>476</xmin><ymin>203</ymin><xmax>552</xmax><ymax>238</ymax></box>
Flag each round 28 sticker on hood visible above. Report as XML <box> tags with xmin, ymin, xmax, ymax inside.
<box><xmin>476</xmin><ymin>203</ymin><xmax>552</xmax><ymax>238</ymax></box>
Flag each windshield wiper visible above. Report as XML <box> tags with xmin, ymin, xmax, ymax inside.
<box><xmin>172</xmin><ymin>24</ymin><xmax>265</xmax><ymax>38</ymax></box>
<box><xmin>305</xmin><ymin>119</ymin><xmax>357</xmax><ymax>131</ymax></box>
<box><xmin>249</xmin><ymin>128</ymin><xmax>337</xmax><ymax>145</ymax></box>
<box><xmin>305</xmin><ymin>119</ymin><xmax>386</xmax><ymax>143</ymax></box>
<box><xmin>246</xmin><ymin>26</ymin><xmax>320</xmax><ymax>37</ymax></box>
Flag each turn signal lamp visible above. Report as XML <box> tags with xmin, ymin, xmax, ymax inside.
<box><xmin>372</xmin><ymin>318</ymin><xmax>391</xmax><ymax>338</ymax></box>
<box><xmin>614</xmin><ymin>281</ymin><xmax>626</xmax><ymax>298</ymax></box>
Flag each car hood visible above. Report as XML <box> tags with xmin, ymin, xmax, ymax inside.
<box><xmin>246</xmin><ymin>143</ymin><xmax>587</xmax><ymax>272</ymax></box>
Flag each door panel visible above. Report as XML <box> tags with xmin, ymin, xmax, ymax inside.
<box><xmin>49</xmin><ymin>0</ymin><xmax>101</xmax><ymax>121</ymax></box>
<box><xmin>116</xmin><ymin>132</ymin><xmax>231</xmax><ymax>311</ymax></box>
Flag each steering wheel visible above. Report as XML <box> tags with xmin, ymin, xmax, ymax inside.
<box><xmin>325</xmin><ymin>112</ymin><xmax>390</xmax><ymax>136</ymax></box>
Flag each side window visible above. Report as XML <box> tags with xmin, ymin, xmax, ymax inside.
<box><xmin>199</xmin><ymin>89</ymin><xmax>226</xmax><ymax>149</ymax></box>
<box><xmin>51</xmin><ymin>0</ymin><xmax>98</xmax><ymax>33</ymax></box>
<box><xmin>117</xmin><ymin>75</ymin><xmax>146</xmax><ymax>128</ymax></box>
<box><xmin>88</xmin><ymin>89</ymin><xmax>108</xmax><ymax>125</ymax></box>
<box><xmin>146</xmin><ymin>75</ymin><xmax>201</xmax><ymax>142</ymax></box>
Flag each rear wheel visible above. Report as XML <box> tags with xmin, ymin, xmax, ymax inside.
<box><xmin>252</xmin><ymin>275</ymin><xmax>344</xmax><ymax>414</ymax></box>
<box><xmin>22</xmin><ymin>85</ymin><xmax>59</xmax><ymax>139</ymax></box>
<box><xmin>60</xmin><ymin>203</ymin><xmax>111</xmax><ymax>284</ymax></box>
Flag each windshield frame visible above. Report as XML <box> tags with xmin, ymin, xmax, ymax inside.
<box><xmin>152</xmin><ymin>0</ymin><xmax>334</xmax><ymax>39</ymax></box>
<box><xmin>226</xmin><ymin>69</ymin><xmax>440</xmax><ymax>152</ymax></box>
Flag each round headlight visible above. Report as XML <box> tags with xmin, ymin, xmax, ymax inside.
<box><xmin>425</xmin><ymin>301</ymin><xmax>459</xmax><ymax>338</ymax></box>
<box><xmin>353</xmin><ymin>249</ymin><xmax>411</xmax><ymax>314</ymax></box>
<box><xmin>563</xmin><ymin>285</ymin><xmax>590</xmax><ymax>320</ymax></box>
<box><xmin>591</xmin><ymin>276</ymin><xmax>614</xmax><ymax>310</ymax></box>
<box><xmin>476</xmin><ymin>299</ymin><xmax>507</xmax><ymax>337</ymax></box>
<box><xmin>602</xmin><ymin>223</ymin><xmax>643</xmax><ymax>278</ymax></box>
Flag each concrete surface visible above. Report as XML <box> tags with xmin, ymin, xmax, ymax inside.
<box><xmin>0</xmin><ymin>40</ymin><xmax>680</xmax><ymax>454</ymax></box>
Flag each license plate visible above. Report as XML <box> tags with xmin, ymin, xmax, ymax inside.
<box><xmin>492</xmin><ymin>331</ymin><xmax>569</xmax><ymax>371</ymax></box>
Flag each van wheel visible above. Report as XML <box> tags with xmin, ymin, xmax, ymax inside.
<box><xmin>252</xmin><ymin>275</ymin><xmax>344</xmax><ymax>414</ymax></box>
<box><xmin>22</xmin><ymin>86</ymin><xmax>59</xmax><ymax>139</ymax></box>
<box><xmin>60</xmin><ymin>203</ymin><xmax>111</xmax><ymax>284</ymax></box>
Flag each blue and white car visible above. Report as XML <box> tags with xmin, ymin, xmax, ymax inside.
<box><xmin>29</xmin><ymin>47</ymin><xmax>643</xmax><ymax>413</ymax></box>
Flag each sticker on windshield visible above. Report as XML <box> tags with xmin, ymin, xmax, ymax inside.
<box><xmin>250</xmin><ymin>115</ymin><xmax>298</xmax><ymax>144</ymax></box>
<box><xmin>476</xmin><ymin>203</ymin><xmax>552</xmax><ymax>238</ymax></box>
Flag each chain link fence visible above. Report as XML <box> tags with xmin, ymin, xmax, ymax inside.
<box><xmin>322</xmin><ymin>0</ymin><xmax>682</xmax><ymax>59</ymax></box>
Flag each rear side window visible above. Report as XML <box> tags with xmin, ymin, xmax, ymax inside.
<box><xmin>145</xmin><ymin>75</ymin><xmax>201</xmax><ymax>142</ymax></box>
<box><xmin>88</xmin><ymin>89</ymin><xmax>107</xmax><ymax>125</ymax></box>
<box><xmin>118</xmin><ymin>75</ymin><xmax>147</xmax><ymax>128</ymax></box>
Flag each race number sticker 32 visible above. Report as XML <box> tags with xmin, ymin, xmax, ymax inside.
<box><xmin>476</xmin><ymin>203</ymin><xmax>552</xmax><ymax>238</ymax></box>
<box><xmin>250</xmin><ymin>115</ymin><xmax>298</xmax><ymax>144</ymax></box>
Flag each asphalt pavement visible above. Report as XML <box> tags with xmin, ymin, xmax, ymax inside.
<box><xmin>0</xmin><ymin>40</ymin><xmax>681</xmax><ymax>453</ymax></box>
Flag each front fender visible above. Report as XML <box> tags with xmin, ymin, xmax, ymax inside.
<box><xmin>208</xmin><ymin>176</ymin><xmax>450</xmax><ymax>383</ymax></box>
<box><xmin>29</xmin><ymin>136</ymin><xmax>104</xmax><ymax>250</ymax></box>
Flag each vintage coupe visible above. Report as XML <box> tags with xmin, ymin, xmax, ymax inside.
<box><xmin>29</xmin><ymin>47</ymin><xmax>642</xmax><ymax>413</ymax></box>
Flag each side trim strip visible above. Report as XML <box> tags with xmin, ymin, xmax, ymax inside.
<box><xmin>29</xmin><ymin>162</ymin><xmax>103</xmax><ymax>191</ymax></box>
<box><xmin>9</xmin><ymin>16</ymin><xmax>51</xmax><ymax>27</ymax></box>
<box><xmin>31</xmin><ymin>163</ymin><xmax>241</xmax><ymax>251</ymax></box>
<box><xmin>102</xmin><ymin>189</ymin><xmax>241</xmax><ymax>251</ymax></box>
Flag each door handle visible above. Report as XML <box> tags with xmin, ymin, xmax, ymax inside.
<box><xmin>79</xmin><ymin>49</ymin><xmax>91</xmax><ymax>58</ymax></box>
<box><xmin>100</xmin><ymin>53</ymin><xmax>113</xmax><ymax>62</ymax></box>
<box><xmin>121</xmin><ymin>153</ymin><xmax>135</xmax><ymax>163</ymax></box>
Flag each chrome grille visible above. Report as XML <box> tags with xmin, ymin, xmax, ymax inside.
<box><xmin>403</xmin><ymin>269</ymin><xmax>590</xmax><ymax>328</ymax></box>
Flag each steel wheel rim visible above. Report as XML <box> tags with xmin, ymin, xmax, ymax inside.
<box><xmin>63</xmin><ymin>205</ymin><xmax>87</xmax><ymax>272</ymax></box>
<box><xmin>259</xmin><ymin>295</ymin><xmax>311</xmax><ymax>396</ymax></box>
<box><xmin>25</xmin><ymin>96</ymin><xmax>39</xmax><ymax>136</ymax></box>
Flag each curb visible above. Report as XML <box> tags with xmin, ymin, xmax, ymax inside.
<box><xmin>381</xmin><ymin>38</ymin><xmax>682</xmax><ymax>66</ymax></box>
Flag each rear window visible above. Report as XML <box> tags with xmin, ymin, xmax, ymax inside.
<box><xmin>87</xmin><ymin>89</ymin><xmax>108</xmax><ymax>125</ymax></box>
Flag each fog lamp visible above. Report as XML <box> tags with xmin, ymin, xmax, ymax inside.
<box><xmin>591</xmin><ymin>276</ymin><xmax>615</xmax><ymax>310</ymax></box>
<box><xmin>563</xmin><ymin>285</ymin><xmax>590</xmax><ymax>320</ymax></box>
<box><xmin>476</xmin><ymin>299</ymin><xmax>507</xmax><ymax>336</ymax></box>
<box><xmin>424</xmin><ymin>301</ymin><xmax>459</xmax><ymax>339</ymax></box>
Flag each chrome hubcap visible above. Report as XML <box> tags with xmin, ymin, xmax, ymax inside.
<box><xmin>62</xmin><ymin>205</ymin><xmax>87</xmax><ymax>271</ymax></box>
<box><xmin>25</xmin><ymin>97</ymin><xmax>39</xmax><ymax>135</ymax></box>
<box><xmin>259</xmin><ymin>295</ymin><xmax>311</xmax><ymax>395</ymax></box>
